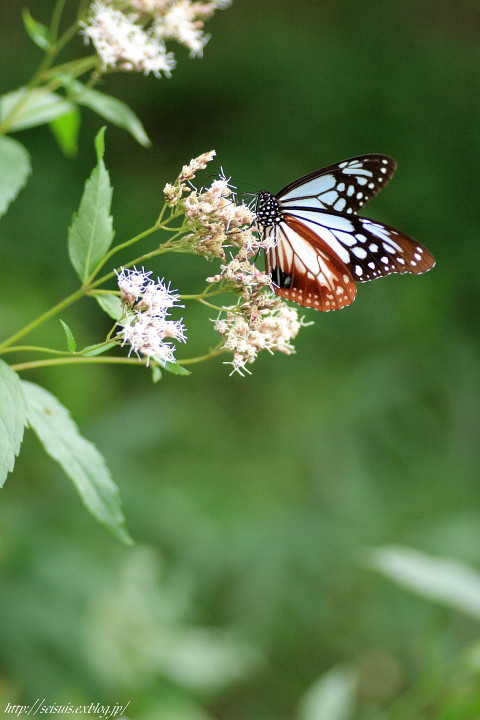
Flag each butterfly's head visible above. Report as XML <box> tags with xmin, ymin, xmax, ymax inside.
<box><xmin>255</xmin><ymin>191</ymin><xmax>282</xmax><ymax>228</ymax></box>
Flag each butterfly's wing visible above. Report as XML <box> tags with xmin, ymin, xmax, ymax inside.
<box><xmin>281</xmin><ymin>209</ymin><xmax>436</xmax><ymax>282</ymax></box>
<box><xmin>265</xmin><ymin>211</ymin><xmax>435</xmax><ymax>311</ymax></box>
<box><xmin>277</xmin><ymin>155</ymin><xmax>397</xmax><ymax>215</ymax></box>
<box><xmin>265</xmin><ymin>217</ymin><xmax>357</xmax><ymax>311</ymax></box>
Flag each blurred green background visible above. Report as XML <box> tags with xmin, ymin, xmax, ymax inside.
<box><xmin>0</xmin><ymin>0</ymin><xmax>480</xmax><ymax>718</ymax></box>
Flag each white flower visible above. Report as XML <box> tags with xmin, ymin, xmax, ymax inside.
<box><xmin>82</xmin><ymin>0</ymin><xmax>231</xmax><ymax>71</ymax></box>
<box><xmin>115</xmin><ymin>266</ymin><xmax>152</xmax><ymax>305</ymax></box>
<box><xmin>153</xmin><ymin>0</ymin><xmax>231</xmax><ymax>57</ymax></box>
<box><xmin>137</xmin><ymin>278</ymin><xmax>183</xmax><ymax>314</ymax></box>
<box><xmin>81</xmin><ymin>2</ymin><xmax>176</xmax><ymax>76</ymax></box>
<box><xmin>116</xmin><ymin>268</ymin><xmax>186</xmax><ymax>366</ymax></box>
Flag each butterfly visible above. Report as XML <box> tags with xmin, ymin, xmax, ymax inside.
<box><xmin>255</xmin><ymin>155</ymin><xmax>435</xmax><ymax>311</ymax></box>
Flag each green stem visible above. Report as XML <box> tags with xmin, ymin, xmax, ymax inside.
<box><xmin>196</xmin><ymin>298</ymin><xmax>223</xmax><ymax>311</ymax></box>
<box><xmin>11</xmin><ymin>348</ymin><xmax>226</xmax><ymax>373</ymax></box>
<box><xmin>180</xmin><ymin>347</ymin><xmax>226</xmax><ymax>365</ymax></box>
<box><xmin>49</xmin><ymin>0</ymin><xmax>68</xmax><ymax>43</ymax></box>
<box><xmin>0</xmin><ymin>219</ymin><xmax>189</xmax><ymax>351</ymax></box>
<box><xmin>89</xmin><ymin>239</ymin><xmax>191</xmax><ymax>289</ymax></box>
<box><xmin>85</xmin><ymin>225</ymin><xmax>161</xmax><ymax>285</ymax></box>
<box><xmin>40</xmin><ymin>55</ymin><xmax>98</xmax><ymax>80</ymax></box>
<box><xmin>0</xmin><ymin>287</ymin><xmax>85</xmax><ymax>351</ymax></box>
<box><xmin>52</xmin><ymin>19</ymin><xmax>81</xmax><ymax>56</ymax></box>
<box><xmin>88</xmin><ymin>216</ymin><xmax>185</xmax><ymax>284</ymax></box>
<box><xmin>0</xmin><ymin>57</ymin><xmax>98</xmax><ymax>136</ymax></box>
<box><xmin>11</xmin><ymin>356</ymin><xmax>146</xmax><ymax>372</ymax></box>
<box><xmin>0</xmin><ymin>345</ymin><xmax>78</xmax><ymax>357</ymax></box>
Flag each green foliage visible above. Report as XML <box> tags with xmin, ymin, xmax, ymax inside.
<box><xmin>298</xmin><ymin>668</ymin><xmax>357</xmax><ymax>720</ymax></box>
<box><xmin>21</xmin><ymin>9</ymin><xmax>51</xmax><ymax>51</ymax></box>
<box><xmin>0</xmin><ymin>361</ymin><xmax>27</xmax><ymax>486</ymax></box>
<box><xmin>94</xmin><ymin>293</ymin><xmax>124</xmax><ymax>320</ymax></box>
<box><xmin>163</xmin><ymin>362</ymin><xmax>191</xmax><ymax>376</ymax></box>
<box><xmin>0</xmin><ymin>136</ymin><xmax>31</xmax><ymax>217</ymax></box>
<box><xmin>49</xmin><ymin>108</ymin><xmax>81</xmax><ymax>157</ymax></box>
<box><xmin>80</xmin><ymin>342</ymin><xmax>117</xmax><ymax>356</ymax></box>
<box><xmin>0</xmin><ymin>0</ymin><xmax>479</xmax><ymax>718</ymax></box>
<box><xmin>0</xmin><ymin>88</ymin><xmax>75</xmax><ymax>132</ymax></box>
<box><xmin>68</xmin><ymin>127</ymin><xmax>114</xmax><ymax>282</ymax></box>
<box><xmin>369</xmin><ymin>547</ymin><xmax>480</xmax><ymax>620</ymax></box>
<box><xmin>23</xmin><ymin>381</ymin><xmax>131</xmax><ymax>544</ymax></box>
<box><xmin>59</xmin><ymin>319</ymin><xmax>77</xmax><ymax>352</ymax></box>
<box><xmin>62</xmin><ymin>79</ymin><xmax>151</xmax><ymax>148</ymax></box>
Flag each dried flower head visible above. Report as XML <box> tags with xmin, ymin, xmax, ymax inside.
<box><xmin>164</xmin><ymin>154</ymin><xmax>256</xmax><ymax>260</ymax></box>
<box><xmin>215</xmin><ymin>293</ymin><xmax>311</xmax><ymax>376</ymax></box>
<box><xmin>116</xmin><ymin>268</ymin><xmax>186</xmax><ymax>366</ymax></box>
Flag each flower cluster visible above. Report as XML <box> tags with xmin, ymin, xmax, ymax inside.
<box><xmin>206</xmin><ymin>248</ymin><xmax>271</xmax><ymax>294</ymax></box>
<box><xmin>162</xmin><ymin>151</ymin><xmax>312</xmax><ymax>375</ymax></box>
<box><xmin>81</xmin><ymin>0</ymin><xmax>230</xmax><ymax>75</ymax></box>
<box><xmin>164</xmin><ymin>151</ymin><xmax>256</xmax><ymax>259</ymax></box>
<box><xmin>116</xmin><ymin>267</ymin><xmax>186</xmax><ymax>365</ymax></box>
<box><xmin>154</xmin><ymin>0</ymin><xmax>231</xmax><ymax>58</ymax></box>
<box><xmin>215</xmin><ymin>293</ymin><xmax>309</xmax><ymax>376</ymax></box>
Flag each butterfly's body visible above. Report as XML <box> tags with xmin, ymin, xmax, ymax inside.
<box><xmin>256</xmin><ymin>155</ymin><xmax>435</xmax><ymax>311</ymax></box>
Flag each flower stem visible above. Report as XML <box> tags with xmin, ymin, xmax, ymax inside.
<box><xmin>49</xmin><ymin>0</ymin><xmax>69</xmax><ymax>43</ymax></box>
<box><xmin>0</xmin><ymin>345</ymin><xmax>78</xmax><ymax>357</ymax></box>
<box><xmin>11</xmin><ymin>356</ymin><xmax>146</xmax><ymax>372</ymax></box>
<box><xmin>11</xmin><ymin>347</ymin><xmax>226</xmax><ymax>373</ymax></box>
<box><xmin>85</xmin><ymin>225</ymin><xmax>161</xmax><ymax>285</ymax></box>
<box><xmin>179</xmin><ymin>346</ymin><xmax>226</xmax><ymax>365</ymax></box>
<box><xmin>89</xmin><ymin>239</ymin><xmax>191</xmax><ymax>289</ymax></box>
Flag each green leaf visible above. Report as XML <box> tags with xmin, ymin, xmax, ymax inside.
<box><xmin>58</xmin><ymin>77</ymin><xmax>151</xmax><ymax>147</ymax></box>
<box><xmin>23</xmin><ymin>381</ymin><xmax>132</xmax><ymax>544</ymax></box>
<box><xmin>0</xmin><ymin>136</ymin><xmax>31</xmax><ymax>218</ymax></box>
<box><xmin>94</xmin><ymin>294</ymin><xmax>124</xmax><ymax>321</ymax></box>
<box><xmin>151</xmin><ymin>365</ymin><xmax>162</xmax><ymax>383</ymax></box>
<box><xmin>49</xmin><ymin>108</ymin><xmax>81</xmax><ymax>157</ymax></box>
<box><xmin>298</xmin><ymin>667</ymin><xmax>357</xmax><ymax>720</ymax></box>
<box><xmin>68</xmin><ymin>128</ymin><xmax>114</xmax><ymax>282</ymax></box>
<box><xmin>0</xmin><ymin>361</ymin><xmax>28</xmax><ymax>487</ymax></box>
<box><xmin>163</xmin><ymin>362</ymin><xmax>191</xmax><ymax>376</ymax></box>
<box><xmin>0</xmin><ymin>87</ymin><xmax>75</xmax><ymax>132</ymax></box>
<box><xmin>80</xmin><ymin>342</ymin><xmax>117</xmax><ymax>357</ymax></box>
<box><xmin>22</xmin><ymin>9</ymin><xmax>51</xmax><ymax>51</ymax></box>
<box><xmin>95</xmin><ymin>125</ymin><xmax>106</xmax><ymax>159</ymax></box>
<box><xmin>59</xmin><ymin>319</ymin><xmax>77</xmax><ymax>352</ymax></box>
<box><xmin>368</xmin><ymin>546</ymin><xmax>480</xmax><ymax>620</ymax></box>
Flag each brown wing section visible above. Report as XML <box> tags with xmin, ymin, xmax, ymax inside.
<box><xmin>265</xmin><ymin>217</ymin><xmax>357</xmax><ymax>312</ymax></box>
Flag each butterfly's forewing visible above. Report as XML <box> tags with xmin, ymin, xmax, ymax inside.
<box><xmin>265</xmin><ymin>217</ymin><xmax>357</xmax><ymax>311</ymax></box>
<box><xmin>278</xmin><ymin>155</ymin><xmax>397</xmax><ymax>215</ymax></box>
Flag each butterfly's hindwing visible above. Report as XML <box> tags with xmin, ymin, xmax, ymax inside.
<box><xmin>282</xmin><ymin>210</ymin><xmax>436</xmax><ymax>282</ymax></box>
<box><xmin>266</xmin><ymin>218</ymin><xmax>357</xmax><ymax>311</ymax></box>
<box><xmin>277</xmin><ymin>155</ymin><xmax>397</xmax><ymax>215</ymax></box>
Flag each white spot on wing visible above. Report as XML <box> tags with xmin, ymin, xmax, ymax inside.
<box><xmin>321</xmin><ymin>191</ymin><xmax>338</xmax><ymax>205</ymax></box>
